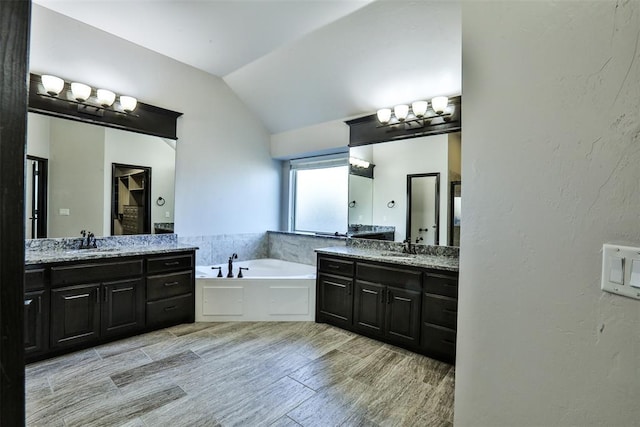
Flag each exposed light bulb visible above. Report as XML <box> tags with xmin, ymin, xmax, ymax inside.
<box><xmin>394</xmin><ymin>104</ymin><xmax>409</xmax><ymax>121</ymax></box>
<box><xmin>119</xmin><ymin>95</ymin><xmax>137</xmax><ymax>112</ymax></box>
<box><xmin>41</xmin><ymin>75</ymin><xmax>64</xmax><ymax>96</ymax></box>
<box><xmin>431</xmin><ymin>96</ymin><xmax>449</xmax><ymax>115</ymax></box>
<box><xmin>376</xmin><ymin>108</ymin><xmax>392</xmax><ymax>124</ymax></box>
<box><xmin>71</xmin><ymin>82</ymin><xmax>92</xmax><ymax>102</ymax></box>
<box><xmin>96</xmin><ymin>89</ymin><xmax>116</xmax><ymax>107</ymax></box>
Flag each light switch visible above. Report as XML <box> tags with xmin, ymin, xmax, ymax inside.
<box><xmin>609</xmin><ymin>256</ymin><xmax>624</xmax><ymax>285</ymax></box>
<box><xmin>630</xmin><ymin>259</ymin><xmax>640</xmax><ymax>288</ymax></box>
<box><xmin>602</xmin><ymin>243</ymin><xmax>640</xmax><ymax>300</ymax></box>
<box><xmin>59</xmin><ymin>208</ymin><xmax>70</xmax><ymax>216</ymax></box>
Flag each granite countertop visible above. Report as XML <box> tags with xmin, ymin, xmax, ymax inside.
<box><xmin>26</xmin><ymin>244</ymin><xmax>198</xmax><ymax>265</ymax></box>
<box><xmin>315</xmin><ymin>246</ymin><xmax>459</xmax><ymax>272</ymax></box>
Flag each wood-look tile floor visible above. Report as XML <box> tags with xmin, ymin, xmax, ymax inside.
<box><xmin>26</xmin><ymin>322</ymin><xmax>454</xmax><ymax>427</ymax></box>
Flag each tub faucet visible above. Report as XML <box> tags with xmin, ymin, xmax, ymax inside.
<box><xmin>79</xmin><ymin>230</ymin><xmax>97</xmax><ymax>249</ymax></box>
<box><xmin>227</xmin><ymin>253</ymin><xmax>238</xmax><ymax>278</ymax></box>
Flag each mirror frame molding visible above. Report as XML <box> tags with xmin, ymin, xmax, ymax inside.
<box><xmin>28</xmin><ymin>73</ymin><xmax>183</xmax><ymax>140</ymax></box>
<box><xmin>406</xmin><ymin>172</ymin><xmax>440</xmax><ymax>245</ymax></box>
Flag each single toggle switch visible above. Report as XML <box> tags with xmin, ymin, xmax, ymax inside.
<box><xmin>609</xmin><ymin>256</ymin><xmax>624</xmax><ymax>285</ymax></box>
<box><xmin>630</xmin><ymin>259</ymin><xmax>640</xmax><ymax>289</ymax></box>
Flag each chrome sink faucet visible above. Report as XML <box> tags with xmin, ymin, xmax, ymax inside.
<box><xmin>227</xmin><ymin>253</ymin><xmax>238</xmax><ymax>278</ymax></box>
<box><xmin>402</xmin><ymin>239</ymin><xmax>417</xmax><ymax>254</ymax></box>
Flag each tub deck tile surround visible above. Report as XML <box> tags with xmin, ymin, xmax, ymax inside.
<box><xmin>26</xmin><ymin>322</ymin><xmax>454</xmax><ymax>426</ymax></box>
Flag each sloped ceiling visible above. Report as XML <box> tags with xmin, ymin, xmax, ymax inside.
<box><xmin>33</xmin><ymin>0</ymin><xmax>461</xmax><ymax>134</ymax></box>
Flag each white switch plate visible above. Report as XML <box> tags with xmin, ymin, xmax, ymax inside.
<box><xmin>602</xmin><ymin>243</ymin><xmax>640</xmax><ymax>300</ymax></box>
<box><xmin>59</xmin><ymin>208</ymin><xmax>70</xmax><ymax>216</ymax></box>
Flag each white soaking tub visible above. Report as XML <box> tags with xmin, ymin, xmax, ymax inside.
<box><xmin>195</xmin><ymin>258</ymin><xmax>316</xmax><ymax>321</ymax></box>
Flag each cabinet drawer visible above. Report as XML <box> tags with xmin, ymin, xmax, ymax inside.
<box><xmin>25</xmin><ymin>267</ymin><xmax>47</xmax><ymax>291</ymax></box>
<box><xmin>146</xmin><ymin>293</ymin><xmax>193</xmax><ymax>327</ymax></box>
<box><xmin>423</xmin><ymin>272</ymin><xmax>458</xmax><ymax>298</ymax></box>
<box><xmin>318</xmin><ymin>257</ymin><xmax>354</xmax><ymax>277</ymax></box>
<box><xmin>147</xmin><ymin>254</ymin><xmax>193</xmax><ymax>274</ymax></box>
<box><xmin>422</xmin><ymin>293</ymin><xmax>458</xmax><ymax>329</ymax></box>
<box><xmin>51</xmin><ymin>260</ymin><xmax>143</xmax><ymax>287</ymax></box>
<box><xmin>147</xmin><ymin>271</ymin><xmax>193</xmax><ymax>301</ymax></box>
<box><xmin>356</xmin><ymin>263</ymin><xmax>421</xmax><ymax>290</ymax></box>
<box><xmin>421</xmin><ymin>323</ymin><xmax>456</xmax><ymax>363</ymax></box>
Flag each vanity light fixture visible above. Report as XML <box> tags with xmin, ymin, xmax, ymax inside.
<box><xmin>375</xmin><ymin>96</ymin><xmax>452</xmax><ymax>127</ymax></box>
<box><xmin>349</xmin><ymin>157</ymin><xmax>370</xmax><ymax>169</ymax></box>
<box><xmin>41</xmin><ymin>75</ymin><xmax>64</xmax><ymax>96</ymax></box>
<box><xmin>71</xmin><ymin>82</ymin><xmax>91</xmax><ymax>102</ymax></box>
<box><xmin>38</xmin><ymin>74</ymin><xmax>139</xmax><ymax>115</ymax></box>
<box><xmin>96</xmin><ymin>89</ymin><xmax>116</xmax><ymax>107</ymax></box>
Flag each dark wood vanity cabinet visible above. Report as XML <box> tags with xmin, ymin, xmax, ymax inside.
<box><xmin>145</xmin><ymin>253</ymin><xmax>195</xmax><ymax>328</ymax></box>
<box><xmin>316</xmin><ymin>257</ymin><xmax>354</xmax><ymax>328</ymax></box>
<box><xmin>24</xmin><ymin>267</ymin><xmax>49</xmax><ymax>357</ymax></box>
<box><xmin>316</xmin><ymin>253</ymin><xmax>458</xmax><ymax>364</ymax></box>
<box><xmin>25</xmin><ymin>250</ymin><xmax>195</xmax><ymax>363</ymax></box>
<box><xmin>49</xmin><ymin>259</ymin><xmax>144</xmax><ymax>350</ymax></box>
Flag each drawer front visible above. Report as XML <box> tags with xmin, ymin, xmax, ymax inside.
<box><xmin>146</xmin><ymin>293</ymin><xmax>193</xmax><ymax>327</ymax></box>
<box><xmin>147</xmin><ymin>254</ymin><xmax>194</xmax><ymax>274</ymax></box>
<box><xmin>51</xmin><ymin>260</ymin><xmax>143</xmax><ymax>287</ymax></box>
<box><xmin>318</xmin><ymin>257</ymin><xmax>354</xmax><ymax>277</ymax></box>
<box><xmin>423</xmin><ymin>272</ymin><xmax>458</xmax><ymax>298</ymax></box>
<box><xmin>421</xmin><ymin>323</ymin><xmax>456</xmax><ymax>364</ymax></box>
<box><xmin>25</xmin><ymin>267</ymin><xmax>47</xmax><ymax>291</ymax></box>
<box><xmin>147</xmin><ymin>271</ymin><xmax>193</xmax><ymax>301</ymax></box>
<box><xmin>356</xmin><ymin>263</ymin><xmax>422</xmax><ymax>290</ymax></box>
<box><xmin>422</xmin><ymin>293</ymin><xmax>458</xmax><ymax>329</ymax></box>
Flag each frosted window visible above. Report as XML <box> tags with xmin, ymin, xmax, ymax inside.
<box><xmin>294</xmin><ymin>166</ymin><xmax>348</xmax><ymax>233</ymax></box>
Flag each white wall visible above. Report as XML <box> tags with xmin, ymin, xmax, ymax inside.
<box><xmin>371</xmin><ymin>134</ymin><xmax>449</xmax><ymax>243</ymax></box>
<box><xmin>456</xmin><ymin>1</ymin><xmax>640</xmax><ymax>425</ymax></box>
<box><xmin>48</xmin><ymin>119</ymin><xmax>105</xmax><ymax>237</ymax></box>
<box><xmin>270</xmin><ymin>119</ymin><xmax>349</xmax><ymax>159</ymax></box>
<box><xmin>30</xmin><ymin>5</ymin><xmax>281</xmax><ymax>238</ymax></box>
<box><xmin>103</xmin><ymin>129</ymin><xmax>176</xmax><ymax>235</ymax></box>
<box><xmin>26</xmin><ymin>113</ymin><xmax>50</xmax><ymax>159</ymax></box>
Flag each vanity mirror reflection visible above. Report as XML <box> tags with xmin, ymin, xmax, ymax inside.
<box><xmin>348</xmin><ymin>132</ymin><xmax>461</xmax><ymax>246</ymax></box>
<box><xmin>26</xmin><ymin>113</ymin><xmax>176</xmax><ymax>239</ymax></box>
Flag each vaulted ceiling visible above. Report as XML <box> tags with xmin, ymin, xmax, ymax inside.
<box><xmin>33</xmin><ymin>0</ymin><xmax>461</xmax><ymax>134</ymax></box>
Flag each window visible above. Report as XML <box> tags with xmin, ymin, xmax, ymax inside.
<box><xmin>289</xmin><ymin>154</ymin><xmax>348</xmax><ymax>234</ymax></box>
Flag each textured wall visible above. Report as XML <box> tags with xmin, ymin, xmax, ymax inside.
<box><xmin>456</xmin><ymin>1</ymin><xmax>640</xmax><ymax>425</ymax></box>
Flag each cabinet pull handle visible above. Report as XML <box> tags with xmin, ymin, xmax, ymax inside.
<box><xmin>164</xmin><ymin>305</ymin><xmax>178</xmax><ymax>312</ymax></box>
<box><xmin>164</xmin><ymin>261</ymin><xmax>180</xmax><ymax>266</ymax></box>
<box><xmin>164</xmin><ymin>281</ymin><xmax>180</xmax><ymax>287</ymax></box>
<box><xmin>328</xmin><ymin>264</ymin><xmax>340</xmax><ymax>270</ymax></box>
<box><xmin>103</xmin><ymin>286</ymin><xmax>108</xmax><ymax>303</ymax></box>
<box><xmin>387</xmin><ymin>289</ymin><xmax>392</xmax><ymax>304</ymax></box>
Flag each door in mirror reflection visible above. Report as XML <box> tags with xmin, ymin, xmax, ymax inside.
<box><xmin>407</xmin><ymin>173</ymin><xmax>440</xmax><ymax>245</ymax></box>
<box><xmin>25</xmin><ymin>156</ymin><xmax>48</xmax><ymax>238</ymax></box>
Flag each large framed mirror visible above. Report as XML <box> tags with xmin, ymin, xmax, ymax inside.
<box><xmin>348</xmin><ymin>131</ymin><xmax>461</xmax><ymax>246</ymax></box>
<box><xmin>26</xmin><ymin>112</ymin><xmax>176</xmax><ymax>239</ymax></box>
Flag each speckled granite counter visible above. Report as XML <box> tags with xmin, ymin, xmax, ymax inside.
<box><xmin>315</xmin><ymin>246</ymin><xmax>459</xmax><ymax>272</ymax></box>
<box><xmin>26</xmin><ymin>244</ymin><xmax>199</xmax><ymax>265</ymax></box>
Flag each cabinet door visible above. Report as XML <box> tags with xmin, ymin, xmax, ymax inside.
<box><xmin>385</xmin><ymin>286</ymin><xmax>421</xmax><ymax>347</ymax></box>
<box><xmin>50</xmin><ymin>284</ymin><xmax>100</xmax><ymax>349</ymax></box>
<box><xmin>101</xmin><ymin>278</ymin><xmax>144</xmax><ymax>338</ymax></box>
<box><xmin>25</xmin><ymin>290</ymin><xmax>48</xmax><ymax>355</ymax></box>
<box><xmin>317</xmin><ymin>273</ymin><xmax>353</xmax><ymax>327</ymax></box>
<box><xmin>353</xmin><ymin>280</ymin><xmax>385</xmax><ymax>337</ymax></box>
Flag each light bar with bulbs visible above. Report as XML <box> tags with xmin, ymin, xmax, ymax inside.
<box><xmin>376</xmin><ymin>96</ymin><xmax>451</xmax><ymax>126</ymax></box>
<box><xmin>39</xmin><ymin>74</ymin><xmax>138</xmax><ymax>115</ymax></box>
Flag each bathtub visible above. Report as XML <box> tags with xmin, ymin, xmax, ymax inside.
<box><xmin>195</xmin><ymin>258</ymin><xmax>317</xmax><ymax>322</ymax></box>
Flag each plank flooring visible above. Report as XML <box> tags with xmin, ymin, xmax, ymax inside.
<box><xmin>26</xmin><ymin>322</ymin><xmax>454</xmax><ymax>426</ymax></box>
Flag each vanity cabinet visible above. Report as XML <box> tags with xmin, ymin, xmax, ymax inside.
<box><xmin>24</xmin><ymin>267</ymin><xmax>49</xmax><ymax>357</ymax></box>
<box><xmin>316</xmin><ymin>256</ymin><xmax>354</xmax><ymax>328</ymax></box>
<box><xmin>354</xmin><ymin>263</ymin><xmax>422</xmax><ymax>348</ymax></box>
<box><xmin>25</xmin><ymin>249</ymin><xmax>195</xmax><ymax>363</ymax></box>
<box><xmin>49</xmin><ymin>259</ymin><xmax>144</xmax><ymax>350</ymax></box>
<box><xmin>146</xmin><ymin>253</ymin><xmax>195</xmax><ymax>327</ymax></box>
<box><xmin>316</xmin><ymin>253</ymin><xmax>458</xmax><ymax>364</ymax></box>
